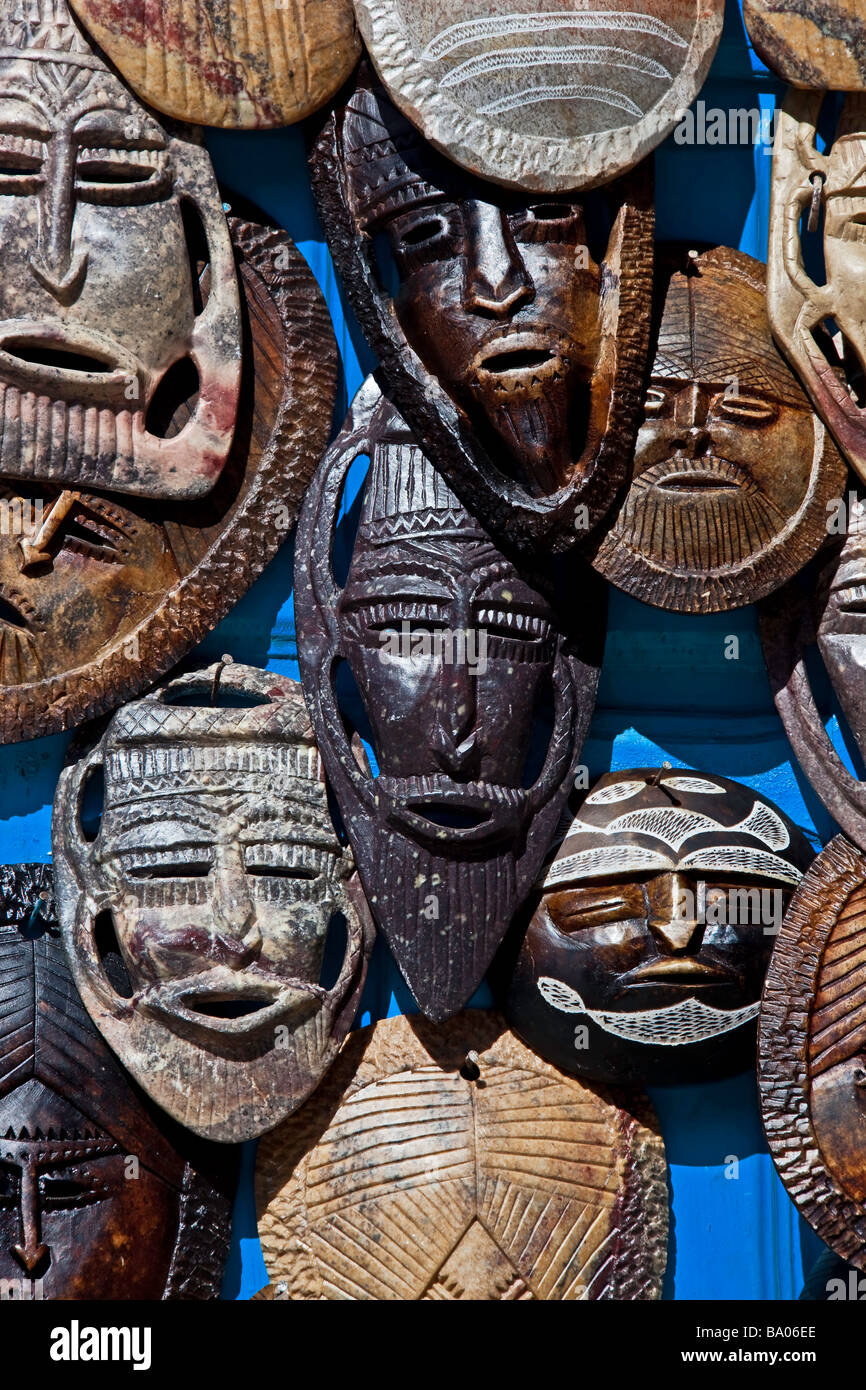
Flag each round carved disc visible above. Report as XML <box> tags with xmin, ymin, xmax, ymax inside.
<box><xmin>760</xmin><ymin>836</ymin><xmax>866</xmax><ymax>1270</ymax></box>
<box><xmin>0</xmin><ymin>206</ymin><xmax>337</xmax><ymax>743</ymax></box>
<box><xmin>255</xmin><ymin>1011</ymin><xmax>668</xmax><ymax>1299</ymax></box>
<box><xmin>744</xmin><ymin>0</ymin><xmax>866</xmax><ymax>89</ymax></box>
<box><xmin>352</xmin><ymin>0</ymin><xmax>724</xmax><ymax>192</ymax></box>
<box><xmin>69</xmin><ymin>0</ymin><xmax>361</xmax><ymax>128</ymax></box>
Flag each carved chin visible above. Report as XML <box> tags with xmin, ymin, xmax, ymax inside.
<box><xmin>467</xmin><ymin>370</ymin><xmax>581</xmax><ymax>495</ymax></box>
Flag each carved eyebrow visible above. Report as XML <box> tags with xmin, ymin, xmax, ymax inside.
<box><xmin>73</xmin><ymin>107</ymin><xmax>167</xmax><ymax>148</ymax></box>
<box><xmin>343</xmin><ymin>580</ymin><xmax>455</xmax><ymax>605</ymax></box>
<box><xmin>0</xmin><ymin>103</ymin><xmax>50</xmax><ymax>141</ymax></box>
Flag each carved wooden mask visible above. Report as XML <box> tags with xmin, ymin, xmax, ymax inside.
<box><xmin>52</xmin><ymin>664</ymin><xmax>375</xmax><ymax>1144</ymax></box>
<box><xmin>310</xmin><ymin>69</ymin><xmax>654</xmax><ymax>551</ymax></box>
<box><xmin>353</xmin><ymin>0</ymin><xmax>723</xmax><ymax>193</ymax></box>
<box><xmin>768</xmin><ymin>91</ymin><xmax>866</xmax><ymax>490</ymax></box>
<box><xmin>255</xmin><ymin>1012</ymin><xmax>668</xmax><ymax>1300</ymax></box>
<box><xmin>68</xmin><ymin>0</ymin><xmax>360</xmax><ymax>128</ymax></box>
<box><xmin>0</xmin><ymin>200</ymin><xmax>337</xmax><ymax>742</ymax></box>
<box><xmin>0</xmin><ymin>864</ymin><xmax>237</xmax><ymax>1298</ymax></box>
<box><xmin>590</xmin><ymin>245</ymin><xmax>846</xmax><ymax>612</ymax></box>
<box><xmin>506</xmin><ymin>768</ymin><xmax>815</xmax><ymax>1084</ymax></box>
<box><xmin>744</xmin><ymin>0</ymin><xmax>866</xmax><ymax>87</ymax></box>
<box><xmin>760</xmin><ymin>836</ymin><xmax>866</xmax><ymax>1269</ymax></box>
<box><xmin>295</xmin><ymin>380</ymin><xmax>604</xmax><ymax>1022</ymax></box>
<box><xmin>760</xmin><ymin>494</ymin><xmax>866</xmax><ymax>852</ymax></box>
<box><xmin>0</xmin><ymin>0</ymin><xmax>242</xmax><ymax>502</ymax></box>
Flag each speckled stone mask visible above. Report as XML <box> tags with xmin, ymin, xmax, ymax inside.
<box><xmin>52</xmin><ymin>664</ymin><xmax>375</xmax><ymax>1144</ymax></box>
<box><xmin>507</xmin><ymin>768</ymin><xmax>815</xmax><ymax>1084</ymax></box>
<box><xmin>0</xmin><ymin>865</ymin><xmax>236</xmax><ymax>1299</ymax></box>
<box><xmin>295</xmin><ymin>379</ymin><xmax>603</xmax><ymax>1021</ymax></box>
<box><xmin>0</xmin><ymin>0</ymin><xmax>241</xmax><ymax>501</ymax></box>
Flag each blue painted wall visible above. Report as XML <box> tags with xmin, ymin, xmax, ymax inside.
<box><xmin>0</xmin><ymin>0</ymin><xmax>843</xmax><ymax>1300</ymax></box>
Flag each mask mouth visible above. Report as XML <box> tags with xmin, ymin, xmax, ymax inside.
<box><xmin>0</xmin><ymin>322</ymin><xmax>139</xmax><ymax>405</ymax></box>
<box><xmin>642</xmin><ymin>456</ymin><xmax>754</xmax><ymax>494</ymax></box>
<box><xmin>623</xmin><ymin>958</ymin><xmax>735</xmax><ymax>986</ymax></box>
<box><xmin>378</xmin><ymin>773</ymin><xmax>526</xmax><ymax>846</ymax></box>
<box><xmin>471</xmin><ymin>331</ymin><xmax>573</xmax><ymax>395</ymax></box>
<box><xmin>140</xmin><ymin>965</ymin><xmax>326</xmax><ymax>1037</ymax></box>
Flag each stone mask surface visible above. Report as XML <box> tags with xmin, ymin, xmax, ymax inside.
<box><xmin>761</xmin><ymin>835</ymin><xmax>866</xmax><ymax>1270</ymax></box>
<box><xmin>352</xmin><ymin>0</ymin><xmax>724</xmax><ymax>193</ymax></box>
<box><xmin>0</xmin><ymin>0</ymin><xmax>242</xmax><ymax>502</ymax></box>
<box><xmin>760</xmin><ymin>494</ymin><xmax>866</xmax><ymax>853</ymax></box>
<box><xmin>0</xmin><ymin>864</ymin><xmax>237</xmax><ymax>1299</ymax></box>
<box><xmin>744</xmin><ymin>0</ymin><xmax>866</xmax><ymax>88</ymax></box>
<box><xmin>506</xmin><ymin>768</ymin><xmax>815</xmax><ymax>1084</ymax></box>
<box><xmin>310</xmin><ymin>69</ymin><xmax>655</xmax><ymax>552</ymax></box>
<box><xmin>52</xmin><ymin>664</ymin><xmax>375</xmax><ymax>1144</ymax></box>
<box><xmin>768</xmin><ymin>92</ymin><xmax>866</xmax><ymax>491</ymax></box>
<box><xmin>590</xmin><ymin>244</ymin><xmax>846</xmax><ymax>612</ymax></box>
<box><xmin>295</xmin><ymin>380</ymin><xmax>604</xmax><ymax>1022</ymax></box>
<box><xmin>255</xmin><ymin>1012</ymin><xmax>669</xmax><ymax>1300</ymax></box>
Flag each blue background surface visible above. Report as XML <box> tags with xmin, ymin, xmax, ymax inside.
<box><xmin>0</xmin><ymin>0</ymin><xmax>848</xmax><ymax>1300</ymax></box>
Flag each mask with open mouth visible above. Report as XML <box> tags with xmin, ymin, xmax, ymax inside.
<box><xmin>0</xmin><ymin>864</ymin><xmax>237</xmax><ymax>1299</ymax></box>
<box><xmin>309</xmin><ymin>67</ymin><xmax>654</xmax><ymax>552</ymax></box>
<box><xmin>505</xmin><ymin>767</ymin><xmax>814</xmax><ymax>1084</ymax></box>
<box><xmin>760</xmin><ymin>492</ymin><xmax>866</xmax><ymax>853</ymax></box>
<box><xmin>768</xmin><ymin>91</ymin><xmax>866</xmax><ymax>491</ymax></box>
<box><xmin>352</xmin><ymin>0</ymin><xmax>723</xmax><ymax>193</ymax></box>
<box><xmin>760</xmin><ymin>835</ymin><xmax>866</xmax><ymax>1270</ymax></box>
<box><xmin>295</xmin><ymin>379</ymin><xmax>604</xmax><ymax>1021</ymax></box>
<box><xmin>590</xmin><ymin>244</ymin><xmax>846</xmax><ymax>612</ymax></box>
<box><xmin>0</xmin><ymin>0</ymin><xmax>242</xmax><ymax>501</ymax></box>
<box><xmin>52</xmin><ymin>664</ymin><xmax>375</xmax><ymax>1144</ymax></box>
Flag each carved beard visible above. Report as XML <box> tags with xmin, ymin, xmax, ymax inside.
<box><xmin>615</xmin><ymin>456</ymin><xmax>788</xmax><ymax>571</ymax></box>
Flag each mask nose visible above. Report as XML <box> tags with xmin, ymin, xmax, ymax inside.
<box><xmin>672</xmin><ymin>382</ymin><xmax>711</xmax><ymax>456</ymax></box>
<box><xmin>30</xmin><ymin>133</ymin><xmax>88</xmax><ymax>304</ymax></box>
<box><xmin>210</xmin><ymin>844</ymin><xmax>260</xmax><ymax>957</ymax></box>
<box><xmin>12</xmin><ymin>1163</ymin><xmax>49</xmax><ymax>1275</ymax></box>
<box><xmin>463</xmin><ymin>201</ymin><xmax>534</xmax><ymax>317</ymax></box>
<box><xmin>647</xmin><ymin>874</ymin><xmax>705</xmax><ymax>953</ymax></box>
<box><xmin>433</xmin><ymin>660</ymin><xmax>479</xmax><ymax>778</ymax></box>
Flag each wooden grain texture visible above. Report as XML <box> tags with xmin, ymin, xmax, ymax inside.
<box><xmin>589</xmin><ymin>245</ymin><xmax>846</xmax><ymax>612</ymax></box>
<box><xmin>354</xmin><ymin>0</ymin><xmax>724</xmax><ymax>192</ymax></box>
<box><xmin>744</xmin><ymin>0</ymin><xmax>866</xmax><ymax>88</ymax></box>
<box><xmin>52</xmin><ymin>664</ymin><xmax>376</xmax><ymax>1145</ymax></box>
<box><xmin>767</xmin><ymin>90</ymin><xmax>866</xmax><ymax>491</ymax></box>
<box><xmin>0</xmin><ymin>203</ymin><xmax>337</xmax><ymax>744</ymax></box>
<box><xmin>255</xmin><ymin>1012</ymin><xmax>668</xmax><ymax>1299</ymax></box>
<box><xmin>295</xmin><ymin>380</ymin><xmax>604</xmax><ymax>1022</ymax></box>
<box><xmin>309</xmin><ymin>67</ymin><xmax>654</xmax><ymax>554</ymax></box>
<box><xmin>759</xmin><ymin>835</ymin><xmax>866</xmax><ymax>1270</ymax></box>
<box><xmin>507</xmin><ymin>767</ymin><xmax>814</xmax><ymax>1085</ymax></box>
<box><xmin>0</xmin><ymin>864</ymin><xmax>237</xmax><ymax>1298</ymax></box>
<box><xmin>69</xmin><ymin>0</ymin><xmax>360</xmax><ymax>127</ymax></box>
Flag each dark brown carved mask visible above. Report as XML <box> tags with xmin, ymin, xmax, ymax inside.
<box><xmin>760</xmin><ymin>494</ymin><xmax>866</xmax><ymax>853</ymax></box>
<box><xmin>589</xmin><ymin>245</ymin><xmax>846</xmax><ymax>612</ymax></box>
<box><xmin>506</xmin><ymin>768</ymin><xmax>815</xmax><ymax>1085</ymax></box>
<box><xmin>295</xmin><ymin>379</ymin><xmax>604</xmax><ymax>1021</ymax></box>
<box><xmin>0</xmin><ymin>0</ymin><xmax>241</xmax><ymax>501</ymax></box>
<box><xmin>52</xmin><ymin>664</ymin><xmax>375</xmax><ymax>1144</ymax></box>
<box><xmin>310</xmin><ymin>68</ymin><xmax>654</xmax><ymax>552</ymax></box>
<box><xmin>761</xmin><ymin>836</ymin><xmax>866</xmax><ymax>1269</ymax></box>
<box><xmin>0</xmin><ymin>865</ymin><xmax>237</xmax><ymax>1299</ymax></box>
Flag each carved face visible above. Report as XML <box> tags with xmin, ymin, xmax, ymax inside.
<box><xmin>315</xmin><ymin>77</ymin><xmax>655</xmax><ymax>549</ymax></box>
<box><xmin>507</xmin><ymin>769</ymin><xmax>814</xmax><ymax>1084</ymax></box>
<box><xmin>0</xmin><ymin>0</ymin><xmax>241</xmax><ymax>500</ymax></box>
<box><xmin>53</xmin><ymin>666</ymin><xmax>374</xmax><ymax>1143</ymax></box>
<box><xmin>592</xmin><ymin>245</ymin><xmax>846</xmax><ymax>612</ymax></box>
<box><xmin>0</xmin><ymin>865</ymin><xmax>234</xmax><ymax>1299</ymax></box>
<box><xmin>295</xmin><ymin>382</ymin><xmax>602</xmax><ymax>1020</ymax></box>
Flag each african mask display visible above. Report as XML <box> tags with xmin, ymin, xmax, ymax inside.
<box><xmin>760</xmin><ymin>494</ymin><xmax>866</xmax><ymax>852</ymax></box>
<box><xmin>760</xmin><ymin>835</ymin><xmax>866</xmax><ymax>1269</ymax></box>
<box><xmin>69</xmin><ymin>0</ymin><xmax>360</xmax><ymax>128</ymax></box>
<box><xmin>744</xmin><ymin>0</ymin><xmax>866</xmax><ymax>88</ymax></box>
<box><xmin>353</xmin><ymin>0</ymin><xmax>723</xmax><ymax>192</ymax></box>
<box><xmin>295</xmin><ymin>380</ymin><xmax>604</xmax><ymax>1022</ymax></box>
<box><xmin>0</xmin><ymin>864</ymin><xmax>237</xmax><ymax>1299</ymax></box>
<box><xmin>506</xmin><ymin>768</ymin><xmax>815</xmax><ymax>1085</ymax></box>
<box><xmin>310</xmin><ymin>67</ymin><xmax>654</xmax><ymax>551</ymax></box>
<box><xmin>255</xmin><ymin>1012</ymin><xmax>668</xmax><ymax>1300</ymax></box>
<box><xmin>589</xmin><ymin>245</ymin><xmax>846</xmax><ymax>612</ymax></box>
<box><xmin>0</xmin><ymin>0</ymin><xmax>242</xmax><ymax>502</ymax></box>
<box><xmin>768</xmin><ymin>91</ymin><xmax>866</xmax><ymax>489</ymax></box>
<box><xmin>52</xmin><ymin>664</ymin><xmax>376</xmax><ymax>1144</ymax></box>
<box><xmin>0</xmin><ymin>188</ymin><xmax>337</xmax><ymax>742</ymax></box>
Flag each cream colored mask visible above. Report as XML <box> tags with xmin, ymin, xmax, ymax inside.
<box><xmin>52</xmin><ymin>663</ymin><xmax>375</xmax><ymax>1144</ymax></box>
<box><xmin>0</xmin><ymin>0</ymin><xmax>241</xmax><ymax>501</ymax></box>
<box><xmin>769</xmin><ymin>90</ymin><xmax>866</xmax><ymax>484</ymax></box>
